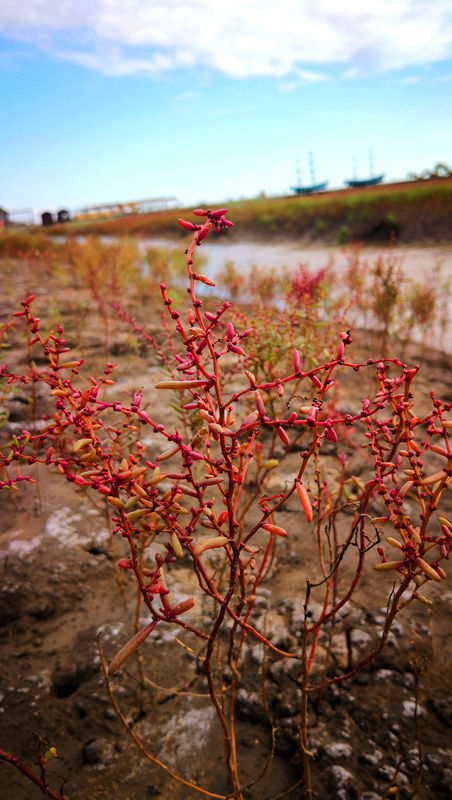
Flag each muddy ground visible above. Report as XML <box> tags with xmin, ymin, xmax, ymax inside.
<box><xmin>0</xmin><ymin>253</ymin><xmax>452</xmax><ymax>800</ymax></box>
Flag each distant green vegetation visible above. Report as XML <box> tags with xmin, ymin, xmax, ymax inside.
<box><xmin>45</xmin><ymin>179</ymin><xmax>452</xmax><ymax>244</ymax></box>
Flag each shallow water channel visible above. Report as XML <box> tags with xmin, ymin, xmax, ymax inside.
<box><xmin>142</xmin><ymin>237</ymin><xmax>451</xmax><ymax>282</ymax></box>
<box><xmin>141</xmin><ymin>238</ymin><xmax>452</xmax><ymax>350</ymax></box>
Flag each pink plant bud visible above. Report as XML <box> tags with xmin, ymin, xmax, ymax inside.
<box><xmin>200</xmin><ymin>476</ymin><xmax>224</xmax><ymax>486</ymax></box>
<box><xmin>242</xmin><ymin>328</ymin><xmax>253</xmax><ymax>337</ymax></box>
<box><xmin>276</xmin><ymin>383</ymin><xmax>284</xmax><ymax>397</ymax></box>
<box><xmin>218</xmin><ymin>511</ymin><xmax>229</xmax><ymax>525</ymax></box>
<box><xmin>262</xmin><ymin>522</ymin><xmax>287</xmax><ymax>537</ymax></box>
<box><xmin>307</xmin><ymin>406</ymin><xmax>318</xmax><ymax>426</ymax></box>
<box><xmin>229</xmin><ymin>344</ymin><xmax>246</xmax><ymax>356</ymax></box>
<box><xmin>177</xmin><ymin>218</ymin><xmax>198</xmax><ymax>231</ymax></box>
<box><xmin>148</xmin><ymin>582</ymin><xmax>166</xmax><ymax>594</ymax></box>
<box><xmin>193</xmin><ymin>208</ymin><xmax>209</xmax><ymax>216</ymax></box>
<box><xmin>205</xmin><ymin>311</ymin><xmax>217</xmax><ymax>322</ymax></box>
<box><xmin>131</xmin><ymin>391</ymin><xmax>142</xmax><ymax>410</ymax></box>
<box><xmin>288</xmin><ymin>411</ymin><xmax>297</xmax><ymax>424</ymax></box>
<box><xmin>325</xmin><ymin>426</ymin><xmax>337</xmax><ymax>443</ymax></box>
<box><xmin>295</xmin><ymin>481</ymin><xmax>313</xmax><ymax>523</ymax></box>
<box><xmin>222</xmin><ymin>219</ymin><xmax>234</xmax><ymax>227</ymax></box>
<box><xmin>310</xmin><ymin>374</ymin><xmax>322</xmax><ymax>389</ymax></box>
<box><xmin>117</xmin><ymin>558</ymin><xmax>133</xmax><ymax>569</ymax></box>
<box><xmin>241</xmin><ymin>410</ymin><xmax>260</xmax><ymax>428</ymax></box>
<box><xmin>196</xmin><ymin>222</ymin><xmax>212</xmax><ymax>242</ymax></box>
<box><xmin>226</xmin><ymin>322</ymin><xmax>235</xmax><ymax>340</ymax></box>
<box><xmin>171</xmin><ymin>597</ymin><xmax>195</xmax><ymax>616</ymax></box>
<box><xmin>210</xmin><ymin>208</ymin><xmax>228</xmax><ymax>220</ymax></box>
<box><xmin>293</xmin><ymin>349</ymin><xmax>302</xmax><ymax>373</ymax></box>
<box><xmin>276</xmin><ymin>426</ymin><xmax>290</xmax><ymax>446</ymax></box>
<box><xmin>336</xmin><ymin>341</ymin><xmax>345</xmax><ymax>360</ymax></box>
<box><xmin>254</xmin><ymin>391</ymin><xmax>266</xmax><ymax>417</ymax></box>
<box><xmin>179</xmin><ymin>485</ymin><xmax>197</xmax><ymax>497</ymax></box>
<box><xmin>244</xmin><ymin>370</ymin><xmax>257</xmax><ymax>386</ymax></box>
<box><xmin>187</xmin><ymin>309</ymin><xmax>195</xmax><ymax>325</ymax></box>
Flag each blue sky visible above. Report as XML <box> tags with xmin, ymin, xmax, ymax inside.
<box><xmin>1</xmin><ymin>1</ymin><xmax>452</xmax><ymax>214</ymax></box>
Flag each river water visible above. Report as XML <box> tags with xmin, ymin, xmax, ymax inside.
<box><xmin>141</xmin><ymin>238</ymin><xmax>452</xmax><ymax>348</ymax></box>
<box><xmin>143</xmin><ymin>237</ymin><xmax>452</xmax><ymax>284</ymax></box>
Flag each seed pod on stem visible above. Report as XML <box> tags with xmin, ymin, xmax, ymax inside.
<box><xmin>196</xmin><ymin>222</ymin><xmax>212</xmax><ymax>242</ymax></box>
<box><xmin>276</xmin><ymin>426</ymin><xmax>290</xmax><ymax>446</ymax></box>
<box><xmin>193</xmin><ymin>536</ymin><xmax>228</xmax><ymax>557</ymax></box>
<box><xmin>210</xmin><ymin>208</ymin><xmax>228</xmax><ymax>220</ymax></box>
<box><xmin>373</xmin><ymin>561</ymin><xmax>403</xmax><ymax>572</ymax></box>
<box><xmin>171</xmin><ymin>598</ymin><xmax>195</xmax><ymax>616</ymax></box>
<box><xmin>295</xmin><ymin>481</ymin><xmax>313</xmax><ymax>523</ymax></box>
<box><xmin>170</xmin><ymin>532</ymin><xmax>184</xmax><ymax>559</ymax></box>
<box><xmin>261</xmin><ymin>522</ymin><xmax>287</xmax><ymax>537</ymax></box>
<box><xmin>254</xmin><ymin>391</ymin><xmax>266</xmax><ymax>418</ymax></box>
<box><xmin>177</xmin><ymin>218</ymin><xmax>198</xmax><ymax>231</ymax></box>
<box><xmin>417</xmin><ymin>558</ymin><xmax>442</xmax><ymax>582</ymax></box>
<box><xmin>155</xmin><ymin>379</ymin><xmax>209</xmax><ymax>390</ymax></box>
<box><xmin>108</xmin><ymin>621</ymin><xmax>156</xmax><ymax>675</ymax></box>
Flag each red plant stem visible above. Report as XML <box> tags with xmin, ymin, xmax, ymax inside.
<box><xmin>0</xmin><ymin>750</ymin><xmax>67</xmax><ymax>800</ymax></box>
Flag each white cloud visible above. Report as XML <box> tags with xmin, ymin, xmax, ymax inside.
<box><xmin>0</xmin><ymin>1</ymin><xmax>451</xmax><ymax>79</ymax></box>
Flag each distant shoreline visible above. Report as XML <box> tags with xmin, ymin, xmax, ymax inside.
<box><xmin>38</xmin><ymin>177</ymin><xmax>452</xmax><ymax>246</ymax></box>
